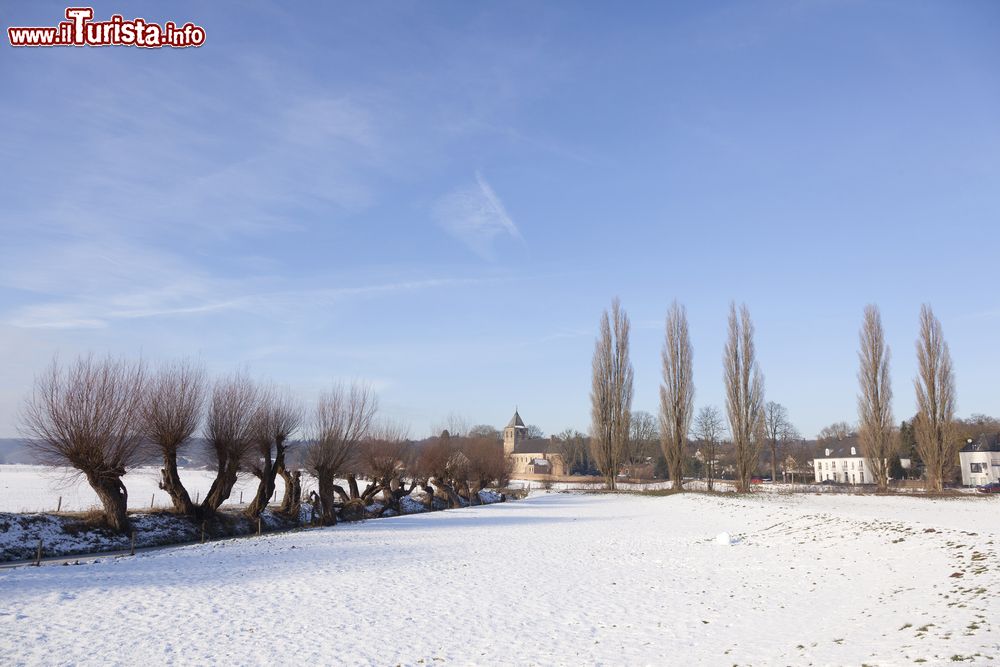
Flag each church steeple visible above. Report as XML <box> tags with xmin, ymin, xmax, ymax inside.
<box><xmin>504</xmin><ymin>408</ymin><xmax>527</xmax><ymax>455</ymax></box>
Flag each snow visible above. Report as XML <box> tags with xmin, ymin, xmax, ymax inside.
<box><xmin>1</xmin><ymin>492</ymin><xmax>997</xmax><ymax>664</ymax></box>
<box><xmin>0</xmin><ymin>464</ymin><xmax>288</xmax><ymax>513</ymax></box>
<box><xmin>714</xmin><ymin>531</ymin><xmax>733</xmax><ymax>545</ymax></box>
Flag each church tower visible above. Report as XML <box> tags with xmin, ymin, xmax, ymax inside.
<box><xmin>503</xmin><ymin>409</ymin><xmax>527</xmax><ymax>455</ymax></box>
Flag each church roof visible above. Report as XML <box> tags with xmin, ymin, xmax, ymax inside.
<box><xmin>512</xmin><ymin>438</ymin><xmax>552</xmax><ymax>455</ymax></box>
<box><xmin>506</xmin><ymin>410</ymin><xmax>525</xmax><ymax>429</ymax></box>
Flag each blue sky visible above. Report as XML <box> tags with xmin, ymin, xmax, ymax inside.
<box><xmin>1</xmin><ymin>1</ymin><xmax>998</xmax><ymax>439</ymax></box>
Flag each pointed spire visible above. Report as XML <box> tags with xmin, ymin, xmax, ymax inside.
<box><xmin>506</xmin><ymin>408</ymin><xmax>525</xmax><ymax>428</ymax></box>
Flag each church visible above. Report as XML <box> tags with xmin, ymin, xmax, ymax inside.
<box><xmin>503</xmin><ymin>409</ymin><xmax>568</xmax><ymax>477</ymax></box>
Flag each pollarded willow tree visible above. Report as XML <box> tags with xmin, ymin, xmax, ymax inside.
<box><xmin>306</xmin><ymin>382</ymin><xmax>378</xmax><ymax>525</ymax></box>
<box><xmin>914</xmin><ymin>304</ymin><xmax>957</xmax><ymax>492</ymax></box>
<box><xmin>246</xmin><ymin>387</ymin><xmax>302</xmax><ymax>518</ymax></box>
<box><xmin>142</xmin><ymin>359</ymin><xmax>206</xmax><ymax>515</ymax></box>
<box><xmin>22</xmin><ymin>355</ymin><xmax>146</xmax><ymax>532</ymax></box>
<box><xmin>202</xmin><ymin>373</ymin><xmax>262</xmax><ymax>513</ymax></box>
<box><xmin>590</xmin><ymin>297</ymin><xmax>633</xmax><ymax>491</ymax></box>
<box><xmin>857</xmin><ymin>304</ymin><xmax>895</xmax><ymax>492</ymax></box>
<box><xmin>724</xmin><ymin>303</ymin><xmax>765</xmax><ymax>493</ymax></box>
<box><xmin>659</xmin><ymin>301</ymin><xmax>694</xmax><ymax>492</ymax></box>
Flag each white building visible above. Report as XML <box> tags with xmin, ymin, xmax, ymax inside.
<box><xmin>813</xmin><ymin>441</ymin><xmax>873</xmax><ymax>484</ymax></box>
<box><xmin>959</xmin><ymin>435</ymin><xmax>1000</xmax><ymax>486</ymax></box>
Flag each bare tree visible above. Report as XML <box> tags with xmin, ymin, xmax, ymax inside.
<box><xmin>468</xmin><ymin>424</ymin><xmax>502</xmax><ymax>442</ymax></box>
<box><xmin>361</xmin><ymin>420</ymin><xmax>413</xmax><ymax>515</ymax></box>
<box><xmin>526</xmin><ymin>424</ymin><xmax>545</xmax><ymax>439</ymax></box>
<box><xmin>413</xmin><ymin>431</ymin><xmax>456</xmax><ymax>510</ymax></box>
<box><xmin>914</xmin><ymin>305</ymin><xmax>957</xmax><ymax>492</ymax></box>
<box><xmin>693</xmin><ymin>406</ymin><xmax>726</xmax><ymax>490</ymax></box>
<box><xmin>763</xmin><ymin>401</ymin><xmax>797</xmax><ymax>484</ymax></box>
<box><xmin>141</xmin><ymin>360</ymin><xmax>205</xmax><ymax>515</ymax></box>
<box><xmin>590</xmin><ymin>298</ymin><xmax>633</xmax><ymax>490</ymax></box>
<box><xmin>461</xmin><ymin>435</ymin><xmax>512</xmax><ymax>504</ymax></box>
<box><xmin>857</xmin><ymin>305</ymin><xmax>895</xmax><ymax>491</ymax></box>
<box><xmin>724</xmin><ymin>303</ymin><xmax>765</xmax><ymax>493</ymax></box>
<box><xmin>246</xmin><ymin>388</ymin><xmax>302</xmax><ymax>518</ymax></box>
<box><xmin>305</xmin><ymin>382</ymin><xmax>377</xmax><ymax>525</ymax></box>
<box><xmin>554</xmin><ymin>428</ymin><xmax>590</xmax><ymax>475</ymax></box>
<box><xmin>817</xmin><ymin>421</ymin><xmax>856</xmax><ymax>442</ymax></box>
<box><xmin>202</xmin><ymin>373</ymin><xmax>262</xmax><ymax>512</ymax></box>
<box><xmin>659</xmin><ymin>301</ymin><xmax>694</xmax><ymax>492</ymax></box>
<box><xmin>628</xmin><ymin>411</ymin><xmax>659</xmax><ymax>465</ymax></box>
<box><xmin>22</xmin><ymin>355</ymin><xmax>146</xmax><ymax>532</ymax></box>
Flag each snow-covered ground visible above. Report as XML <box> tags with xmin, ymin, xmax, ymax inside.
<box><xmin>1</xmin><ymin>492</ymin><xmax>997</xmax><ymax>665</ymax></box>
<box><xmin>0</xmin><ymin>464</ymin><xmax>309</xmax><ymax>513</ymax></box>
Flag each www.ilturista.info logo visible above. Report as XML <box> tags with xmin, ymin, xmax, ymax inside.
<box><xmin>8</xmin><ymin>7</ymin><xmax>205</xmax><ymax>48</ymax></box>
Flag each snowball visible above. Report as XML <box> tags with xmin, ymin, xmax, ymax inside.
<box><xmin>715</xmin><ymin>532</ymin><xmax>733</xmax><ymax>546</ymax></box>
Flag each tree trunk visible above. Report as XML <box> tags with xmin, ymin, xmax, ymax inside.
<box><xmin>347</xmin><ymin>474</ymin><xmax>361</xmax><ymax>500</ymax></box>
<box><xmin>159</xmin><ymin>451</ymin><xmax>194</xmax><ymax>515</ymax></box>
<box><xmin>332</xmin><ymin>484</ymin><xmax>351</xmax><ymax>504</ymax></box>
<box><xmin>433</xmin><ymin>478</ymin><xmax>464</xmax><ymax>508</ymax></box>
<box><xmin>203</xmin><ymin>460</ymin><xmax>239</xmax><ymax>512</ymax></box>
<box><xmin>89</xmin><ymin>473</ymin><xmax>130</xmax><ymax>533</ymax></box>
<box><xmin>276</xmin><ymin>453</ymin><xmax>294</xmax><ymax>513</ymax></box>
<box><xmin>770</xmin><ymin>441</ymin><xmax>777</xmax><ymax>483</ymax></box>
<box><xmin>316</xmin><ymin>470</ymin><xmax>338</xmax><ymax>525</ymax></box>
<box><xmin>246</xmin><ymin>448</ymin><xmax>280</xmax><ymax>518</ymax></box>
<box><xmin>419</xmin><ymin>480</ymin><xmax>435</xmax><ymax>510</ymax></box>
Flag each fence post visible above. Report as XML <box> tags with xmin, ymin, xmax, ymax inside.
<box><xmin>130</xmin><ymin>531</ymin><xmax>136</xmax><ymax>556</ymax></box>
<box><xmin>150</xmin><ymin>494</ymin><xmax>155</xmax><ymax>509</ymax></box>
<box><xmin>56</xmin><ymin>496</ymin><xmax>62</xmax><ymax>513</ymax></box>
<box><xmin>34</xmin><ymin>538</ymin><xmax>42</xmax><ymax>566</ymax></box>
<box><xmin>201</xmin><ymin>521</ymin><xmax>206</xmax><ymax>544</ymax></box>
<box><xmin>239</xmin><ymin>491</ymin><xmax>243</xmax><ymax>504</ymax></box>
<box><xmin>195</xmin><ymin>490</ymin><xmax>200</xmax><ymax>504</ymax></box>
<box><xmin>257</xmin><ymin>517</ymin><xmax>262</xmax><ymax>537</ymax></box>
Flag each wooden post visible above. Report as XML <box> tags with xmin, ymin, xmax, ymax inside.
<box><xmin>150</xmin><ymin>494</ymin><xmax>155</xmax><ymax>509</ymax></box>
<box><xmin>130</xmin><ymin>531</ymin><xmax>136</xmax><ymax>556</ymax></box>
<box><xmin>201</xmin><ymin>521</ymin><xmax>206</xmax><ymax>544</ymax></box>
<box><xmin>56</xmin><ymin>496</ymin><xmax>62</xmax><ymax>513</ymax></box>
<box><xmin>195</xmin><ymin>490</ymin><xmax>200</xmax><ymax>504</ymax></box>
<box><xmin>239</xmin><ymin>491</ymin><xmax>243</xmax><ymax>504</ymax></box>
<box><xmin>34</xmin><ymin>539</ymin><xmax>42</xmax><ymax>566</ymax></box>
<box><xmin>257</xmin><ymin>517</ymin><xmax>262</xmax><ymax>537</ymax></box>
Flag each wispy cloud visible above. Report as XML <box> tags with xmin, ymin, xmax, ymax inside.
<box><xmin>3</xmin><ymin>251</ymin><xmax>504</xmax><ymax>330</ymax></box>
<box><xmin>433</xmin><ymin>172</ymin><xmax>524</xmax><ymax>259</ymax></box>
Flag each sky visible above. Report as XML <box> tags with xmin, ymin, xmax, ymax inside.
<box><xmin>1</xmin><ymin>1</ymin><xmax>999</xmax><ymax>440</ymax></box>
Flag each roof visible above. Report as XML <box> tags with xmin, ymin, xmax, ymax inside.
<box><xmin>512</xmin><ymin>438</ymin><xmax>553</xmax><ymax>455</ymax></box>
<box><xmin>506</xmin><ymin>410</ymin><xmax>525</xmax><ymax>429</ymax></box>
<box><xmin>961</xmin><ymin>433</ymin><xmax>1000</xmax><ymax>453</ymax></box>
<box><xmin>815</xmin><ymin>436</ymin><xmax>862</xmax><ymax>459</ymax></box>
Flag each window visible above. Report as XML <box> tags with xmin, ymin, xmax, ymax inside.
<box><xmin>970</xmin><ymin>462</ymin><xmax>985</xmax><ymax>474</ymax></box>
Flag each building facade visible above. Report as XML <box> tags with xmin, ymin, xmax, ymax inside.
<box><xmin>504</xmin><ymin>409</ymin><xmax>568</xmax><ymax>477</ymax></box>
<box><xmin>959</xmin><ymin>434</ymin><xmax>1000</xmax><ymax>486</ymax></box>
<box><xmin>813</xmin><ymin>441</ymin><xmax>873</xmax><ymax>484</ymax></box>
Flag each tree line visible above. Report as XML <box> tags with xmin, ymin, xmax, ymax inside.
<box><xmin>587</xmin><ymin>299</ymin><xmax>963</xmax><ymax>493</ymax></box>
<box><xmin>20</xmin><ymin>358</ymin><xmax>511</xmax><ymax>533</ymax></box>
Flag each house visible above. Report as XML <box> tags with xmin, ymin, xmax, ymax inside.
<box><xmin>504</xmin><ymin>410</ymin><xmax>568</xmax><ymax>476</ymax></box>
<box><xmin>813</xmin><ymin>438</ymin><xmax>873</xmax><ymax>484</ymax></box>
<box><xmin>959</xmin><ymin>434</ymin><xmax>1000</xmax><ymax>486</ymax></box>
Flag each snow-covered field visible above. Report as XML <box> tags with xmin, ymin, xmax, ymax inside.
<box><xmin>0</xmin><ymin>465</ymin><xmax>304</xmax><ymax>513</ymax></box>
<box><xmin>1</xmin><ymin>492</ymin><xmax>997</xmax><ymax>665</ymax></box>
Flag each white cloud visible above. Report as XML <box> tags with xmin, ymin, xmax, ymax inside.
<box><xmin>434</xmin><ymin>172</ymin><xmax>523</xmax><ymax>259</ymax></box>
